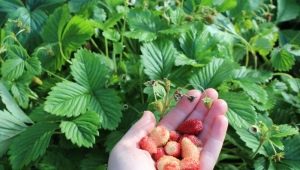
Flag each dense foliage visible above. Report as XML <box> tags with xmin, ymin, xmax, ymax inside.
<box><xmin>0</xmin><ymin>0</ymin><xmax>300</xmax><ymax>169</ymax></box>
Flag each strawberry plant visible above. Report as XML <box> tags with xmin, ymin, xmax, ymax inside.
<box><xmin>0</xmin><ymin>0</ymin><xmax>300</xmax><ymax>169</ymax></box>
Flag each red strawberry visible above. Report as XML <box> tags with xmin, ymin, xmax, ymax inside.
<box><xmin>149</xmin><ymin>126</ymin><xmax>170</xmax><ymax>147</ymax></box>
<box><xmin>177</xmin><ymin>119</ymin><xmax>203</xmax><ymax>135</ymax></box>
<box><xmin>139</xmin><ymin>136</ymin><xmax>157</xmax><ymax>154</ymax></box>
<box><xmin>169</xmin><ymin>131</ymin><xmax>181</xmax><ymax>141</ymax></box>
<box><xmin>180</xmin><ymin>157</ymin><xmax>200</xmax><ymax>170</ymax></box>
<box><xmin>180</xmin><ymin>135</ymin><xmax>203</xmax><ymax>147</ymax></box>
<box><xmin>181</xmin><ymin>137</ymin><xmax>200</xmax><ymax>161</ymax></box>
<box><xmin>153</xmin><ymin>147</ymin><xmax>165</xmax><ymax>161</ymax></box>
<box><xmin>164</xmin><ymin>163</ymin><xmax>180</xmax><ymax>170</ymax></box>
<box><xmin>164</xmin><ymin>141</ymin><xmax>181</xmax><ymax>158</ymax></box>
<box><xmin>156</xmin><ymin>156</ymin><xmax>180</xmax><ymax>170</ymax></box>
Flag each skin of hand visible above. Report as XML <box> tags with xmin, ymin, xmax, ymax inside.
<box><xmin>108</xmin><ymin>88</ymin><xmax>228</xmax><ymax>170</ymax></box>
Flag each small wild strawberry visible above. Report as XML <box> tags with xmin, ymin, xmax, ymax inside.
<box><xmin>169</xmin><ymin>131</ymin><xmax>181</xmax><ymax>142</ymax></box>
<box><xmin>153</xmin><ymin>147</ymin><xmax>166</xmax><ymax>161</ymax></box>
<box><xmin>164</xmin><ymin>141</ymin><xmax>181</xmax><ymax>158</ymax></box>
<box><xmin>139</xmin><ymin>136</ymin><xmax>157</xmax><ymax>154</ymax></box>
<box><xmin>177</xmin><ymin>119</ymin><xmax>203</xmax><ymax>135</ymax></box>
<box><xmin>156</xmin><ymin>156</ymin><xmax>180</xmax><ymax>170</ymax></box>
<box><xmin>149</xmin><ymin>126</ymin><xmax>170</xmax><ymax>147</ymax></box>
<box><xmin>180</xmin><ymin>157</ymin><xmax>200</xmax><ymax>170</ymax></box>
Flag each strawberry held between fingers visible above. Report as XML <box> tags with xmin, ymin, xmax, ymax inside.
<box><xmin>177</xmin><ymin>119</ymin><xmax>203</xmax><ymax>135</ymax></box>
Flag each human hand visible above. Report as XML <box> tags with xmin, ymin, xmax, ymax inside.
<box><xmin>108</xmin><ymin>88</ymin><xmax>228</xmax><ymax>170</ymax></box>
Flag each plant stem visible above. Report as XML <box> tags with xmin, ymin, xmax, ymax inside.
<box><xmin>91</xmin><ymin>38</ymin><xmax>104</xmax><ymax>54</ymax></box>
<box><xmin>43</xmin><ymin>68</ymin><xmax>67</xmax><ymax>81</ymax></box>
<box><xmin>58</xmin><ymin>42</ymin><xmax>72</xmax><ymax>64</ymax></box>
<box><xmin>251</xmin><ymin>140</ymin><xmax>264</xmax><ymax>158</ymax></box>
<box><xmin>105</xmin><ymin>38</ymin><xmax>109</xmax><ymax>58</ymax></box>
<box><xmin>273</xmin><ymin>72</ymin><xmax>293</xmax><ymax>79</ymax></box>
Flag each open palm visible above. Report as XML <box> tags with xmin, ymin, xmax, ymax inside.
<box><xmin>108</xmin><ymin>88</ymin><xmax>228</xmax><ymax>170</ymax></box>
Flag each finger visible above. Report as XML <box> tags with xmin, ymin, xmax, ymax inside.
<box><xmin>187</xmin><ymin>88</ymin><xmax>218</xmax><ymax>121</ymax></box>
<box><xmin>122</xmin><ymin>111</ymin><xmax>156</xmax><ymax>144</ymax></box>
<box><xmin>199</xmin><ymin>99</ymin><xmax>228</xmax><ymax>141</ymax></box>
<box><xmin>199</xmin><ymin>115</ymin><xmax>228</xmax><ymax>170</ymax></box>
<box><xmin>159</xmin><ymin>90</ymin><xmax>201</xmax><ymax>130</ymax></box>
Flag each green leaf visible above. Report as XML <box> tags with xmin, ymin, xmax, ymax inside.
<box><xmin>89</xmin><ymin>89</ymin><xmax>122</xmax><ymax>130</ymax></box>
<box><xmin>8</xmin><ymin>123</ymin><xmax>57</xmax><ymax>169</ymax></box>
<box><xmin>123</xmin><ymin>30</ymin><xmax>157</xmax><ymax>42</ymax></box>
<box><xmin>276</xmin><ymin>0</ymin><xmax>300</xmax><ymax>23</ymax></box>
<box><xmin>141</xmin><ymin>40</ymin><xmax>177</xmax><ymax>80</ymax></box>
<box><xmin>0</xmin><ymin>0</ymin><xmax>23</xmax><ymax>14</ymax></box>
<box><xmin>41</xmin><ymin>5</ymin><xmax>70</xmax><ymax>43</ymax></box>
<box><xmin>126</xmin><ymin>9</ymin><xmax>167</xmax><ymax>41</ymax></box>
<box><xmin>269</xmin><ymin>137</ymin><xmax>284</xmax><ymax>150</ymax></box>
<box><xmin>215</xmin><ymin>0</ymin><xmax>237</xmax><ymax>12</ymax></box>
<box><xmin>44</xmin><ymin>81</ymin><xmax>91</xmax><ymax>117</ymax></box>
<box><xmin>174</xmin><ymin>54</ymin><xmax>199</xmax><ymax>66</ymax></box>
<box><xmin>1</xmin><ymin>57</ymin><xmax>25</xmax><ymax>80</ymax></box>
<box><xmin>220</xmin><ymin>92</ymin><xmax>257</xmax><ymax>128</ymax></box>
<box><xmin>179</xmin><ymin>25</ymin><xmax>217</xmax><ymax>60</ymax></box>
<box><xmin>60</xmin><ymin>111</ymin><xmax>100</xmax><ymax>148</ymax></box>
<box><xmin>2</xmin><ymin>45</ymin><xmax>27</xmax><ymax>80</ymax></box>
<box><xmin>271</xmin><ymin>48</ymin><xmax>295</xmax><ymax>71</ymax></box>
<box><xmin>233</xmin><ymin>67</ymin><xmax>273</xmax><ymax>83</ymax></box>
<box><xmin>281</xmin><ymin>76</ymin><xmax>300</xmax><ymax>93</ymax></box>
<box><xmin>251</xmin><ymin>24</ymin><xmax>278</xmax><ymax>57</ymax></box>
<box><xmin>237</xmin><ymin>79</ymin><xmax>268</xmax><ymax>104</ymax></box>
<box><xmin>254</xmin><ymin>157</ymin><xmax>268</xmax><ymax>170</ymax></box>
<box><xmin>280</xmin><ymin>135</ymin><xmax>300</xmax><ymax>169</ymax></box>
<box><xmin>97</xmin><ymin>13</ymin><xmax>123</xmax><ymax>30</ymax></box>
<box><xmin>61</xmin><ymin>16</ymin><xmax>94</xmax><ymax>54</ymax></box>
<box><xmin>26</xmin><ymin>0</ymin><xmax>65</xmax><ymax>10</ymax></box>
<box><xmin>11</xmin><ymin>83</ymin><xmax>30</xmax><ymax>108</ymax></box>
<box><xmin>25</xmin><ymin>56</ymin><xmax>42</xmax><ymax>75</ymax></box>
<box><xmin>0</xmin><ymin>81</ymin><xmax>32</xmax><ymax>123</ymax></box>
<box><xmin>71</xmin><ymin>49</ymin><xmax>110</xmax><ymax>90</ymax></box>
<box><xmin>102</xmin><ymin>29</ymin><xmax>120</xmax><ymax>42</ymax></box>
<box><xmin>271</xmin><ymin>124</ymin><xmax>299</xmax><ymax>138</ymax></box>
<box><xmin>40</xmin><ymin>5</ymin><xmax>70</xmax><ymax>70</ymax></box>
<box><xmin>189</xmin><ymin>58</ymin><xmax>238</xmax><ymax>89</ymax></box>
<box><xmin>0</xmin><ymin>110</ymin><xmax>27</xmax><ymax>143</ymax></box>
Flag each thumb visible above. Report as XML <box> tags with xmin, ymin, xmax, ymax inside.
<box><xmin>122</xmin><ymin>111</ymin><xmax>156</xmax><ymax>144</ymax></box>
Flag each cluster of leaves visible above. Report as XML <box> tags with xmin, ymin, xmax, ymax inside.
<box><xmin>0</xmin><ymin>0</ymin><xmax>300</xmax><ymax>169</ymax></box>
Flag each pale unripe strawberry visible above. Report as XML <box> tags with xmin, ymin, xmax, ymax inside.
<box><xmin>156</xmin><ymin>155</ymin><xmax>180</xmax><ymax>170</ymax></box>
<box><xmin>164</xmin><ymin>141</ymin><xmax>181</xmax><ymax>158</ymax></box>
<box><xmin>180</xmin><ymin>157</ymin><xmax>200</xmax><ymax>170</ymax></box>
<box><xmin>180</xmin><ymin>134</ymin><xmax>203</xmax><ymax>147</ymax></box>
<box><xmin>153</xmin><ymin>147</ymin><xmax>165</xmax><ymax>161</ymax></box>
<box><xmin>149</xmin><ymin>126</ymin><xmax>170</xmax><ymax>147</ymax></box>
<box><xmin>181</xmin><ymin>137</ymin><xmax>201</xmax><ymax>161</ymax></box>
<box><xmin>139</xmin><ymin>136</ymin><xmax>157</xmax><ymax>154</ymax></box>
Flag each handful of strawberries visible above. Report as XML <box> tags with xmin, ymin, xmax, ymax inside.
<box><xmin>139</xmin><ymin>119</ymin><xmax>203</xmax><ymax>170</ymax></box>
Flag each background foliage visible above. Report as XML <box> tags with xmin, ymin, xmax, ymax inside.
<box><xmin>0</xmin><ymin>0</ymin><xmax>300</xmax><ymax>169</ymax></box>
